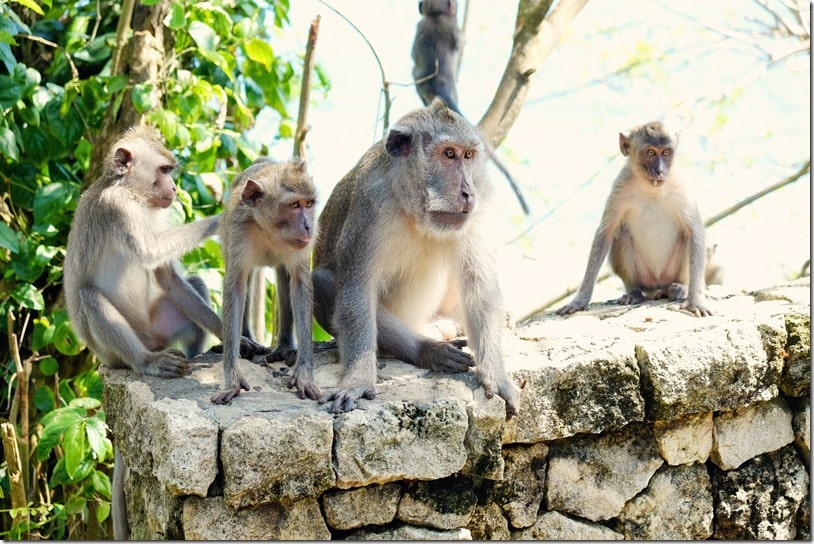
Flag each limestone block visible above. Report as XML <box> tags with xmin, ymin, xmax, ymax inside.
<box><xmin>492</xmin><ymin>442</ymin><xmax>548</xmax><ymax>529</ymax></box>
<box><xmin>104</xmin><ymin>374</ymin><xmax>218</xmax><ymax>497</ymax></box>
<box><xmin>710</xmin><ymin>397</ymin><xmax>794</xmax><ymax>470</ymax></box>
<box><xmin>182</xmin><ymin>496</ymin><xmax>330</xmax><ymax>540</ymax></box>
<box><xmin>503</xmin><ymin>334</ymin><xmax>644</xmax><ymax>444</ymax></box>
<box><xmin>712</xmin><ymin>444</ymin><xmax>809</xmax><ymax>540</ymax></box>
<box><xmin>221</xmin><ymin>410</ymin><xmax>335</xmax><ymax>509</ymax></box>
<box><xmin>333</xmin><ymin>399</ymin><xmax>468</xmax><ymax>488</ymax></box>
<box><xmin>512</xmin><ymin>511</ymin><xmax>623</xmax><ymax>540</ymax></box>
<box><xmin>617</xmin><ymin>463</ymin><xmax>713</xmax><ymax>540</ymax></box>
<box><xmin>469</xmin><ymin>502</ymin><xmax>511</xmax><ymax>540</ymax></box>
<box><xmin>781</xmin><ymin>311</ymin><xmax>811</xmax><ymax>396</ymax></box>
<box><xmin>653</xmin><ymin>412</ymin><xmax>713</xmax><ymax>465</ymax></box>
<box><xmin>792</xmin><ymin>398</ymin><xmax>810</xmax><ymax>464</ymax></box>
<box><xmin>461</xmin><ymin>384</ymin><xmax>506</xmax><ymax>480</ymax></box>
<box><xmin>546</xmin><ymin>423</ymin><xmax>663</xmax><ymax>521</ymax></box>
<box><xmin>397</xmin><ymin>475</ymin><xmax>477</xmax><ymax>530</ymax></box>
<box><xmin>126</xmin><ymin>470</ymin><xmax>184</xmax><ymax>540</ymax></box>
<box><xmin>637</xmin><ymin>323</ymin><xmax>783</xmax><ymax>420</ymax></box>
<box><xmin>321</xmin><ymin>483</ymin><xmax>401</xmax><ymax>530</ymax></box>
<box><xmin>346</xmin><ymin>524</ymin><xmax>471</xmax><ymax>540</ymax></box>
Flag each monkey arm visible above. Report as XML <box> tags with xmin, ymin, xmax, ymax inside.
<box><xmin>120</xmin><ymin>212</ymin><xmax>220</xmax><ymax>270</ymax></box>
<box><xmin>681</xmin><ymin>207</ymin><xmax>712</xmax><ymax>317</ymax></box>
<box><xmin>557</xmin><ymin>224</ymin><xmax>614</xmax><ymax>315</ymax></box>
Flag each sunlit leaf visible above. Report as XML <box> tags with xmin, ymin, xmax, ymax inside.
<box><xmin>64</xmin><ymin>420</ymin><xmax>87</xmax><ymax>479</ymax></box>
<box><xmin>13</xmin><ymin>0</ymin><xmax>45</xmax><ymax>14</ymax></box>
<box><xmin>165</xmin><ymin>1</ymin><xmax>185</xmax><ymax>30</ymax></box>
<box><xmin>12</xmin><ymin>282</ymin><xmax>44</xmax><ymax>309</ymax></box>
<box><xmin>0</xmin><ymin>222</ymin><xmax>19</xmax><ymax>252</ymax></box>
<box><xmin>188</xmin><ymin>20</ymin><xmax>218</xmax><ymax>51</ymax></box>
<box><xmin>244</xmin><ymin>39</ymin><xmax>274</xmax><ymax>70</ymax></box>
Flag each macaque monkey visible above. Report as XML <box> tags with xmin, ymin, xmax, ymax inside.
<box><xmin>557</xmin><ymin>121</ymin><xmax>712</xmax><ymax>317</ymax></box>
<box><xmin>64</xmin><ymin>126</ymin><xmax>229</xmax><ymax>378</ymax></box>
<box><xmin>411</xmin><ymin>0</ymin><xmax>530</xmax><ymax>215</ymax></box>
<box><xmin>211</xmin><ymin>158</ymin><xmax>319</xmax><ymax>404</ymax></box>
<box><xmin>312</xmin><ymin>98</ymin><xmax>521</xmax><ymax>417</ymax></box>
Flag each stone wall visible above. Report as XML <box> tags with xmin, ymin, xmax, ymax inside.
<box><xmin>102</xmin><ymin>279</ymin><xmax>811</xmax><ymax>540</ymax></box>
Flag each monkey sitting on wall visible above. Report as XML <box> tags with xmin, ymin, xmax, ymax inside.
<box><xmin>411</xmin><ymin>0</ymin><xmax>530</xmax><ymax>215</ymax></box>
<box><xmin>64</xmin><ymin>126</ymin><xmax>237</xmax><ymax>377</ymax></box>
<box><xmin>556</xmin><ymin>121</ymin><xmax>712</xmax><ymax>317</ymax></box>
<box><xmin>211</xmin><ymin>158</ymin><xmax>319</xmax><ymax>404</ymax></box>
<box><xmin>312</xmin><ymin>98</ymin><xmax>521</xmax><ymax>418</ymax></box>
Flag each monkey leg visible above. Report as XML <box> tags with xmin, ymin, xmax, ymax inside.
<box><xmin>265</xmin><ymin>268</ymin><xmax>298</xmax><ymax>367</ymax></box>
<box><xmin>78</xmin><ymin>286</ymin><xmax>190</xmax><ymax>377</ymax></box>
<box><xmin>182</xmin><ymin>275</ymin><xmax>209</xmax><ymax>356</ymax></box>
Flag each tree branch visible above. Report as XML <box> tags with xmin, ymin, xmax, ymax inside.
<box><xmin>477</xmin><ymin>0</ymin><xmax>587</xmax><ymax>147</ymax></box>
<box><xmin>294</xmin><ymin>16</ymin><xmax>321</xmax><ymax>161</ymax></box>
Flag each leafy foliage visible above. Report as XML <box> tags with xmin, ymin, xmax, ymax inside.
<box><xmin>0</xmin><ymin>0</ymin><xmax>315</xmax><ymax>538</ymax></box>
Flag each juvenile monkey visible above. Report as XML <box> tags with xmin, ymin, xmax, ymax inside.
<box><xmin>64</xmin><ymin>126</ymin><xmax>228</xmax><ymax>377</ymax></box>
<box><xmin>313</xmin><ymin>98</ymin><xmax>521</xmax><ymax>417</ymax></box>
<box><xmin>557</xmin><ymin>121</ymin><xmax>712</xmax><ymax>317</ymax></box>
<box><xmin>211</xmin><ymin>158</ymin><xmax>319</xmax><ymax>404</ymax></box>
<box><xmin>411</xmin><ymin>0</ymin><xmax>530</xmax><ymax>215</ymax></box>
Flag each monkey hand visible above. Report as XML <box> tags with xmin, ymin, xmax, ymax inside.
<box><xmin>287</xmin><ymin>363</ymin><xmax>320</xmax><ymax>401</ymax></box>
<box><xmin>681</xmin><ymin>298</ymin><xmax>713</xmax><ymax>318</ymax></box>
<box><xmin>141</xmin><ymin>349</ymin><xmax>191</xmax><ymax>378</ymax></box>
<box><xmin>266</xmin><ymin>342</ymin><xmax>297</xmax><ymax>367</ymax></box>
<box><xmin>476</xmin><ymin>368</ymin><xmax>521</xmax><ymax>419</ymax></box>
<box><xmin>555</xmin><ymin>298</ymin><xmax>589</xmax><ymax>316</ymax></box>
<box><xmin>239</xmin><ymin>336</ymin><xmax>272</xmax><ymax>359</ymax></box>
<box><xmin>416</xmin><ymin>340</ymin><xmax>474</xmax><ymax>373</ymax></box>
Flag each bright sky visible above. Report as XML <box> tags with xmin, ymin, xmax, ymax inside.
<box><xmin>258</xmin><ymin>0</ymin><xmax>811</xmax><ymax>319</ymax></box>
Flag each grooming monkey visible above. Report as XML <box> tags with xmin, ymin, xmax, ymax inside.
<box><xmin>64</xmin><ymin>126</ymin><xmax>229</xmax><ymax>378</ymax></box>
<box><xmin>411</xmin><ymin>0</ymin><xmax>530</xmax><ymax>215</ymax></box>
<box><xmin>313</xmin><ymin>98</ymin><xmax>521</xmax><ymax>417</ymax></box>
<box><xmin>557</xmin><ymin>121</ymin><xmax>712</xmax><ymax>317</ymax></box>
<box><xmin>211</xmin><ymin>158</ymin><xmax>319</xmax><ymax>404</ymax></box>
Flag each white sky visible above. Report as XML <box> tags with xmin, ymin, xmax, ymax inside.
<box><xmin>256</xmin><ymin>0</ymin><xmax>811</xmax><ymax>319</ymax></box>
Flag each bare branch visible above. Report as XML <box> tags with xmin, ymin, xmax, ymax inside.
<box><xmin>294</xmin><ymin>16</ymin><xmax>321</xmax><ymax>161</ymax></box>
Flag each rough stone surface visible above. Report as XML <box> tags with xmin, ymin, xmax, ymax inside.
<box><xmin>653</xmin><ymin>412</ymin><xmax>713</xmax><ymax>465</ymax></box>
<box><xmin>183</xmin><ymin>496</ymin><xmax>330</xmax><ymax>540</ymax></box>
<box><xmin>712</xmin><ymin>444</ymin><xmax>809</xmax><ymax>540</ymax></box>
<box><xmin>468</xmin><ymin>502</ymin><xmax>511</xmax><ymax>540</ymax></box>
<box><xmin>461</xmin><ymin>387</ymin><xmax>506</xmax><ymax>480</ymax></box>
<box><xmin>346</xmin><ymin>525</ymin><xmax>472</xmax><ymax>540</ymax></box>
<box><xmin>781</xmin><ymin>310</ymin><xmax>811</xmax><ymax>396</ymax></box>
<box><xmin>636</xmin><ymin>322</ymin><xmax>783</xmax><ymax>420</ymax></box>
<box><xmin>617</xmin><ymin>463</ymin><xmax>713</xmax><ymax>540</ymax></box>
<box><xmin>710</xmin><ymin>397</ymin><xmax>794</xmax><ymax>470</ymax></box>
<box><xmin>397</xmin><ymin>475</ymin><xmax>477</xmax><ymax>530</ymax></box>
<box><xmin>321</xmin><ymin>483</ymin><xmax>401</xmax><ymax>530</ymax></box>
<box><xmin>492</xmin><ymin>442</ymin><xmax>547</xmax><ymax>529</ymax></box>
<box><xmin>546</xmin><ymin>423</ymin><xmax>664</xmax><ymax>521</ymax></box>
<box><xmin>512</xmin><ymin>511</ymin><xmax>624</xmax><ymax>540</ymax></box>
<box><xmin>333</xmin><ymin>398</ymin><xmax>469</xmax><ymax>488</ymax></box>
<box><xmin>502</xmin><ymin>331</ymin><xmax>644</xmax><ymax>443</ymax></box>
<box><xmin>125</xmin><ymin>470</ymin><xmax>183</xmax><ymax>540</ymax></box>
<box><xmin>792</xmin><ymin>397</ymin><xmax>810</xmax><ymax>464</ymax></box>
<box><xmin>221</xmin><ymin>411</ymin><xmax>334</xmax><ymax>509</ymax></box>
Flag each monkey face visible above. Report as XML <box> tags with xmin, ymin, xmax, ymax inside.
<box><xmin>149</xmin><ymin>166</ymin><xmax>178</xmax><ymax>208</ymax></box>
<box><xmin>637</xmin><ymin>146</ymin><xmax>674</xmax><ymax>186</ymax></box>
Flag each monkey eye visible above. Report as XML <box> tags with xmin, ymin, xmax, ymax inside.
<box><xmin>443</xmin><ymin>148</ymin><xmax>456</xmax><ymax>159</ymax></box>
<box><xmin>159</xmin><ymin>165</ymin><xmax>174</xmax><ymax>175</ymax></box>
<box><xmin>463</xmin><ymin>149</ymin><xmax>474</xmax><ymax>159</ymax></box>
<box><xmin>662</xmin><ymin>149</ymin><xmax>672</xmax><ymax>156</ymax></box>
<box><xmin>646</xmin><ymin>149</ymin><xmax>657</xmax><ymax>157</ymax></box>
<box><xmin>305</xmin><ymin>199</ymin><xmax>315</xmax><ymax>208</ymax></box>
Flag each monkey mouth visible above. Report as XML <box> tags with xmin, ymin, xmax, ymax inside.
<box><xmin>649</xmin><ymin>177</ymin><xmax>665</xmax><ymax>187</ymax></box>
<box><xmin>288</xmin><ymin>238</ymin><xmax>311</xmax><ymax>250</ymax></box>
<box><xmin>431</xmin><ymin>211</ymin><xmax>469</xmax><ymax>228</ymax></box>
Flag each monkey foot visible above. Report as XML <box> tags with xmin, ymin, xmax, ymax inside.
<box><xmin>478</xmin><ymin>372</ymin><xmax>521</xmax><ymax>419</ymax></box>
<box><xmin>266</xmin><ymin>345</ymin><xmax>297</xmax><ymax>367</ymax></box>
<box><xmin>617</xmin><ymin>290</ymin><xmax>646</xmax><ymax>306</ymax></box>
<box><xmin>417</xmin><ymin>340</ymin><xmax>474</xmax><ymax>372</ymax></box>
<box><xmin>211</xmin><ymin>387</ymin><xmax>244</xmax><ymax>405</ymax></box>
<box><xmin>666</xmin><ymin>283</ymin><xmax>687</xmax><ymax>301</ymax></box>
<box><xmin>142</xmin><ymin>349</ymin><xmax>191</xmax><ymax>378</ymax></box>
<box><xmin>556</xmin><ymin>300</ymin><xmax>588</xmax><ymax>316</ymax></box>
<box><xmin>319</xmin><ymin>386</ymin><xmax>377</xmax><ymax>414</ymax></box>
<box><xmin>288</xmin><ymin>370</ymin><xmax>321</xmax><ymax>401</ymax></box>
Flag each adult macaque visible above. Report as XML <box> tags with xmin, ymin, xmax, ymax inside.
<box><xmin>211</xmin><ymin>158</ymin><xmax>319</xmax><ymax>404</ymax></box>
<box><xmin>557</xmin><ymin>121</ymin><xmax>712</xmax><ymax>317</ymax></box>
<box><xmin>313</xmin><ymin>98</ymin><xmax>521</xmax><ymax>418</ymax></box>
<box><xmin>411</xmin><ymin>0</ymin><xmax>530</xmax><ymax>215</ymax></box>
<box><xmin>64</xmin><ymin>126</ymin><xmax>229</xmax><ymax>377</ymax></box>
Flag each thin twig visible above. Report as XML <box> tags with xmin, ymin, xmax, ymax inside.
<box><xmin>294</xmin><ymin>16</ymin><xmax>321</xmax><ymax>161</ymax></box>
<box><xmin>2</xmin><ymin>422</ymin><xmax>29</xmax><ymax>536</ymax></box>
<box><xmin>7</xmin><ymin>309</ymin><xmax>30</xmax><ymax>508</ymax></box>
<box><xmin>16</xmin><ymin>34</ymin><xmax>79</xmax><ymax>79</ymax></box>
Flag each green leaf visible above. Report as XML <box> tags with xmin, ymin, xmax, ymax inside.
<box><xmin>0</xmin><ymin>222</ymin><xmax>19</xmax><ymax>252</ymax></box>
<box><xmin>33</xmin><ymin>385</ymin><xmax>56</xmax><ymax>412</ymax></box>
<box><xmin>54</xmin><ymin>319</ymin><xmax>82</xmax><ymax>355</ymax></box>
<box><xmin>33</xmin><ymin>316</ymin><xmax>55</xmax><ymax>350</ymax></box>
<box><xmin>188</xmin><ymin>20</ymin><xmax>218</xmax><ymax>51</ymax></box>
<box><xmin>165</xmin><ymin>1</ymin><xmax>185</xmax><ymax>31</ymax></box>
<box><xmin>85</xmin><ymin>418</ymin><xmax>108</xmax><ymax>461</ymax></box>
<box><xmin>64</xmin><ymin>420</ymin><xmax>87</xmax><ymax>479</ymax></box>
<box><xmin>131</xmin><ymin>82</ymin><xmax>155</xmax><ymax>114</ymax></box>
<box><xmin>0</xmin><ymin>124</ymin><xmax>20</xmax><ymax>160</ymax></box>
<box><xmin>12</xmin><ymin>283</ymin><xmax>44</xmax><ymax>310</ymax></box>
<box><xmin>91</xmin><ymin>470</ymin><xmax>112</xmax><ymax>499</ymax></box>
<box><xmin>70</xmin><ymin>396</ymin><xmax>102</xmax><ymax>410</ymax></box>
<box><xmin>244</xmin><ymin>39</ymin><xmax>274</xmax><ymax>70</ymax></box>
<box><xmin>39</xmin><ymin>357</ymin><xmax>60</xmax><ymax>378</ymax></box>
<box><xmin>96</xmin><ymin>500</ymin><xmax>111</xmax><ymax>523</ymax></box>
<box><xmin>12</xmin><ymin>0</ymin><xmax>45</xmax><ymax>15</ymax></box>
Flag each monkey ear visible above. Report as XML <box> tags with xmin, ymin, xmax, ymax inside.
<box><xmin>113</xmin><ymin>147</ymin><xmax>134</xmax><ymax>177</ymax></box>
<box><xmin>241</xmin><ymin>179</ymin><xmax>264</xmax><ymax>207</ymax></box>
<box><xmin>418</xmin><ymin>1</ymin><xmax>424</xmax><ymax>14</ymax></box>
<box><xmin>386</xmin><ymin>129</ymin><xmax>412</xmax><ymax>157</ymax></box>
<box><xmin>618</xmin><ymin>133</ymin><xmax>631</xmax><ymax>156</ymax></box>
